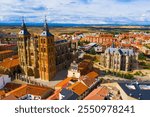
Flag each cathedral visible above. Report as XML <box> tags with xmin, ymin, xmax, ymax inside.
<box><xmin>17</xmin><ymin>18</ymin><xmax>78</xmax><ymax>81</ymax></box>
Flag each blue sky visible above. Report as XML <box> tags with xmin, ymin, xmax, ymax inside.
<box><xmin>0</xmin><ymin>0</ymin><xmax>150</xmax><ymax>24</ymax></box>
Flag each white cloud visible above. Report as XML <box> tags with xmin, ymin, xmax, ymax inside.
<box><xmin>0</xmin><ymin>0</ymin><xmax>150</xmax><ymax>24</ymax></box>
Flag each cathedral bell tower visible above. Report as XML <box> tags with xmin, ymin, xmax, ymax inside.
<box><xmin>38</xmin><ymin>17</ymin><xmax>56</xmax><ymax>81</ymax></box>
<box><xmin>18</xmin><ymin>17</ymin><xmax>31</xmax><ymax>76</ymax></box>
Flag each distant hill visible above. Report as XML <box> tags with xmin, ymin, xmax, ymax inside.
<box><xmin>0</xmin><ymin>23</ymin><xmax>150</xmax><ymax>28</ymax></box>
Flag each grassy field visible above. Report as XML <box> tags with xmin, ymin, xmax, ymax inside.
<box><xmin>0</xmin><ymin>26</ymin><xmax>94</xmax><ymax>36</ymax></box>
<box><xmin>1</xmin><ymin>25</ymin><xmax>150</xmax><ymax>36</ymax></box>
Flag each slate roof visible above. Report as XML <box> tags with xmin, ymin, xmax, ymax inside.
<box><xmin>105</xmin><ymin>47</ymin><xmax>134</xmax><ymax>56</ymax></box>
<box><xmin>40</xmin><ymin>30</ymin><xmax>53</xmax><ymax>37</ymax></box>
<box><xmin>60</xmin><ymin>88</ymin><xmax>78</xmax><ymax>100</ymax></box>
<box><xmin>40</xmin><ymin>18</ymin><xmax>53</xmax><ymax>37</ymax></box>
<box><xmin>118</xmin><ymin>82</ymin><xmax>150</xmax><ymax>100</ymax></box>
<box><xmin>18</xmin><ymin>21</ymin><xmax>30</xmax><ymax>35</ymax></box>
<box><xmin>18</xmin><ymin>30</ymin><xmax>30</xmax><ymax>35</ymax></box>
<box><xmin>55</xmin><ymin>40</ymin><xmax>67</xmax><ymax>44</ymax></box>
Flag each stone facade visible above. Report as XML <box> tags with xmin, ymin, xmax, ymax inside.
<box><xmin>17</xmin><ymin>19</ymin><xmax>77</xmax><ymax>81</ymax></box>
<box><xmin>102</xmin><ymin>46</ymin><xmax>138</xmax><ymax>71</ymax></box>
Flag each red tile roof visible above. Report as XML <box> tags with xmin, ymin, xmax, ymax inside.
<box><xmin>7</xmin><ymin>84</ymin><xmax>53</xmax><ymax>98</ymax></box>
<box><xmin>84</xmin><ymin>86</ymin><xmax>109</xmax><ymax>100</ymax></box>
<box><xmin>0</xmin><ymin>50</ymin><xmax>13</xmax><ymax>54</ymax></box>
<box><xmin>79</xmin><ymin>76</ymin><xmax>96</xmax><ymax>87</ymax></box>
<box><xmin>46</xmin><ymin>89</ymin><xmax>61</xmax><ymax>100</ymax></box>
<box><xmin>2</xmin><ymin>94</ymin><xmax>17</xmax><ymax>100</ymax></box>
<box><xmin>68</xmin><ymin>82</ymin><xmax>88</xmax><ymax>95</ymax></box>
<box><xmin>0</xmin><ymin>90</ymin><xmax>5</xmax><ymax>96</ymax></box>
<box><xmin>0</xmin><ymin>58</ymin><xmax>19</xmax><ymax>69</ymax></box>
<box><xmin>3</xmin><ymin>83</ymin><xmax>23</xmax><ymax>93</ymax></box>
<box><xmin>79</xmin><ymin>71</ymin><xmax>98</xmax><ymax>87</ymax></box>
<box><xmin>86</xmin><ymin>71</ymin><xmax>99</xmax><ymax>79</ymax></box>
<box><xmin>55</xmin><ymin>77</ymin><xmax>73</xmax><ymax>89</ymax></box>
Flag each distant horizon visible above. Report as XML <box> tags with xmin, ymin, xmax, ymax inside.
<box><xmin>1</xmin><ymin>0</ymin><xmax>150</xmax><ymax>25</ymax></box>
<box><xmin>1</xmin><ymin>22</ymin><xmax>150</xmax><ymax>27</ymax></box>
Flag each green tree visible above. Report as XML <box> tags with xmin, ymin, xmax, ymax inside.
<box><xmin>124</xmin><ymin>74</ymin><xmax>134</xmax><ymax>79</ymax></box>
<box><xmin>138</xmin><ymin>53</ymin><xmax>146</xmax><ymax>60</ymax></box>
<box><xmin>89</xmin><ymin>48</ymin><xmax>96</xmax><ymax>55</ymax></box>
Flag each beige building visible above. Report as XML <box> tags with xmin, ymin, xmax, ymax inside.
<box><xmin>17</xmin><ymin>18</ymin><xmax>77</xmax><ymax>81</ymax></box>
<box><xmin>67</xmin><ymin>61</ymin><xmax>81</xmax><ymax>78</ymax></box>
<box><xmin>101</xmin><ymin>45</ymin><xmax>138</xmax><ymax>71</ymax></box>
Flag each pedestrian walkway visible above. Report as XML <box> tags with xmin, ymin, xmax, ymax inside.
<box><xmin>14</xmin><ymin>70</ymin><xmax>68</xmax><ymax>89</ymax></box>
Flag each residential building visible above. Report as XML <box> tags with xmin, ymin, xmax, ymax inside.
<box><xmin>59</xmin><ymin>88</ymin><xmax>79</xmax><ymax>100</ymax></box>
<box><xmin>102</xmin><ymin>81</ymin><xmax>150</xmax><ymax>100</ymax></box>
<box><xmin>79</xmin><ymin>71</ymin><xmax>99</xmax><ymax>88</ymax></box>
<box><xmin>84</xmin><ymin>86</ymin><xmax>109</xmax><ymax>100</ymax></box>
<box><xmin>78</xmin><ymin>59</ymin><xmax>93</xmax><ymax>75</ymax></box>
<box><xmin>2</xmin><ymin>94</ymin><xmax>17</xmax><ymax>100</ymax></box>
<box><xmin>55</xmin><ymin>70</ymin><xmax>100</xmax><ymax>100</ymax></box>
<box><xmin>59</xmin><ymin>82</ymin><xmax>88</xmax><ymax>100</ymax></box>
<box><xmin>118</xmin><ymin>81</ymin><xmax>150</xmax><ymax>100</ymax></box>
<box><xmin>0</xmin><ymin>90</ymin><xmax>5</xmax><ymax>99</ymax></box>
<box><xmin>0</xmin><ymin>57</ymin><xmax>20</xmax><ymax>77</ymax></box>
<box><xmin>82</xmin><ymin>33</ymin><xmax>115</xmax><ymax>44</ymax></box>
<box><xmin>0</xmin><ymin>44</ymin><xmax>17</xmax><ymax>51</ymax></box>
<box><xmin>0</xmin><ymin>74</ymin><xmax>11</xmax><ymax>89</ymax></box>
<box><xmin>46</xmin><ymin>89</ymin><xmax>61</xmax><ymax>100</ymax></box>
<box><xmin>54</xmin><ymin>77</ymin><xmax>74</xmax><ymax>90</ymax></box>
<box><xmin>1</xmin><ymin>83</ymin><xmax>54</xmax><ymax>100</ymax></box>
<box><xmin>0</xmin><ymin>50</ymin><xmax>16</xmax><ymax>61</ymax></box>
<box><xmin>67</xmin><ymin>59</ymin><xmax>94</xmax><ymax>78</ymax></box>
<box><xmin>67</xmin><ymin>61</ymin><xmax>81</xmax><ymax>78</ymax></box>
<box><xmin>68</xmin><ymin>82</ymin><xmax>88</xmax><ymax>96</ymax></box>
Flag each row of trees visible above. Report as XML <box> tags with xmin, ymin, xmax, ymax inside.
<box><xmin>105</xmin><ymin>70</ymin><xmax>134</xmax><ymax>80</ymax></box>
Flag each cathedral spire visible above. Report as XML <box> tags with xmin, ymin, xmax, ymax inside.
<box><xmin>41</xmin><ymin>16</ymin><xmax>53</xmax><ymax>36</ymax></box>
<box><xmin>43</xmin><ymin>15</ymin><xmax>49</xmax><ymax>31</ymax></box>
<box><xmin>19</xmin><ymin>16</ymin><xmax>30</xmax><ymax>35</ymax></box>
<box><xmin>21</xmin><ymin>16</ymin><xmax>26</xmax><ymax>30</ymax></box>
